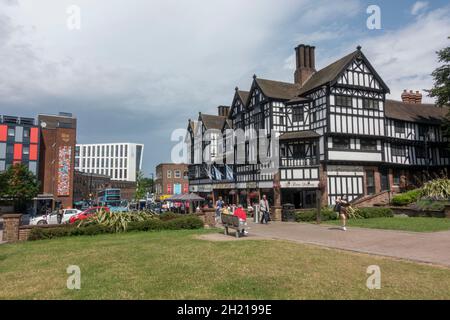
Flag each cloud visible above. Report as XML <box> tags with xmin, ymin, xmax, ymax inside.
<box><xmin>411</xmin><ymin>1</ymin><xmax>429</xmax><ymax>15</ymax></box>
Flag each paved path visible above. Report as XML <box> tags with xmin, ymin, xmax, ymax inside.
<box><xmin>247</xmin><ymin>221</ymin><xmax>450</xmax><ymax>267</ymax></box>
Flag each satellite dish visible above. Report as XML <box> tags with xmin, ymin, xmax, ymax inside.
<box><xmin>41</xmin><ymin>122</ymin><xmax>47</xmax><ymax>128</ymax></box>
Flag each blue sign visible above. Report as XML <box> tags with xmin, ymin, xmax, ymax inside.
<box><xmin>174</xmin><ymin>183</ymin><xmax>182</xmax><ymax>195</ymax></box>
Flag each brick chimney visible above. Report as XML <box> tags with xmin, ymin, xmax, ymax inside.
<box><xmin>401</xmin><ymin>90</ymin><xmax>423</xmax><ymax>104</ymax></box>
<box><xmin>217</xmin><ymin>105</ymin><xmax>230</xmax><ymax>117</ymax></box>
<box><xmin>294</xmin><ymin>44</ymin><xmax>316</xmax><ymax>87</ymax></box>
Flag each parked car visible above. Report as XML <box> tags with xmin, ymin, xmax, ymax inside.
<box><xmin>29</xmin><ymin>209</ymin><xmax>83</xmax><ymax>225</ymax></box>
<box><xmin>69</xmin><ymin>206</ymin><xmax>110</xmax><ymax>224</ymax></box>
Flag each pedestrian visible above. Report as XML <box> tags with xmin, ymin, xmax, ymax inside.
<box><xmin>339</xmin><ymin>195</ymin><xmax>349</xmax><ymax>231</ymax></box>
<box><xmin>215</xmin><ymin>196</ymin><xmax>224</xmax><ymax>223</ymax></box>
<box><xmin>259</xmin><ymin>195</ymin><xmax>270</xmax><ymax>224</ymax></box>
<box><xmin>57</xmin><ymin>205</ymin><xmax>64</xmax><ymax>224</ymax></box>
<box><xmin>234</xmin><ymin>204</ymin><xmax>248</xmax><ymax>235</ymax></box>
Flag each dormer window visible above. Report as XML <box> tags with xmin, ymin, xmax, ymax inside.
<box><xmin>394</xmin><ymin>121</ymin><xmax>405</xmax><ymax>134</ymax></box>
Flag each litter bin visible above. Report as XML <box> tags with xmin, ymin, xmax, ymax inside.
<box><xmin>282</xmin><ymin>203</ymin><xmax>296</xmax><ymax>222</ymax></box>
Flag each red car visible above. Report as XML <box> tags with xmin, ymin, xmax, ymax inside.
<box><xmin>69</xmin><ymin>206</ymin><xmax>110</xmax><ymax>224</ymax></box>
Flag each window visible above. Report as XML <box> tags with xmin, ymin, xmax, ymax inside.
<box><xmin>366</xmin><ymin>170</ymin><xmax>375</xmax><ymax>195</ymax></box>
<box><xmin>279</xmin><ymin>116</ymin><xmax>284</xmax><ymax>126</ymax></box>
<box><xmin>292</xmin><ymin>144</ymin><xmax>306</xmax><ymax>158</ymax></box>
<box><xmin>333</xmin><ymin>137</ymin><xmax>350</xmax><ymax>149</ymax></box>
<box><xmin>183</xmin><ymin>171</ymin><xmax>188</xmax><ymax>179</ymax></box>
<box><xmin>120</xmin><ymin>145</ymin><xmax>123</xmax><ymax>157</ymax></box>
<box><xmin>174</xmin><ymin>170</ymin><xmax>181</xmax><ymax>178</ymax></box>
<box><xmin>335</xmin><ymin>95</ymin><xmax>352</xmax><ymax>107</ymax></box>
<box><xmin>394</xmin><ymin>121</ymin><xmax>405</xmax><ymax>134</ymax></box>
<box><xmin>292</xmin><ymin>107</ymin><xmax>304</xmax><ymax>122</ymax></box>
<box><xmin>23</xmin><ymin>128</ymin><xmax>30</xmax><ymax>138</ymax></box>
<box><xmin>7</xmin><ymin>128</ymin><xmax>15</xmax><ymax>137</ymax></box>
<box><xmin>418</xmin><ymin>125</ymin><xmax>428</xmax><ymax>137</ymax></box>
<box><xmin>125</xmin><ymin>145</ymin><xmax>128</xmax><ymax>157</ymax></box>
<box><xmin>23</xmin><ymin>146</ymin><xmax>29</xmax><ymax>155</ymax></box>
<box><xmin>392</xmin><ymin>145</ymin><xmax>406</xmax><ymax>157</ymax></box>
<box><xmin>362</xmin><ymin>99</ymin><xmax>379</xmax><ymax>110</ymax></box>
<box><xmin>102</xmin><ymin>146</ymin><xmax>105</xmax><ymax>157</ymax></box>
<box><xmin>75</xmin><ymin>146</ymin><xmax>80</xmax><ymax>157</ymax></box>
<box><xmin>87</xmin><ymin>146</ymin><xmax>91</xmax><ymax>157</ymax></box>
<box><xmin>360</xmin><ymin>139</ymin><xmax>377</xmax><ymax>151</ymax></box>
<box><xmin>416</xmin><ymin>147</ymin><xmax>427</xmax><ymax>159</ymax></box>
<box><xmin>167</xmin><ymin>170</ymin><xmax>172</xmax><ymax>178</ymax></box>
<box><xmin>6</xmin><ymin>145</ymin><xmax>13</xmax><ymax>154</ymax></box>
<box><xmin>393</xmin><ymin>170</ymin><xmax>401</xmax><ymax>186</ymax></box>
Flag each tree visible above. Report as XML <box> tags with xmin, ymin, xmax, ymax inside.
<box><xmin>134</xmin><ymin>170</ymin><xmax>150</xmax><ymax>202</ymax></box>
<box><xmin>426</xmin><ymin>38</ymin><xmax>450</xmax><ymax>147</ymax></box>
<box><xmin>0</xmin><ymin>164</ymin><xmax>39</xmax><ymax>212</ymax></box>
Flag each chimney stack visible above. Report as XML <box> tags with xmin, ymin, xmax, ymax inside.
<box><xmin>218</xmin><ymin>105</ymin><xmax>230</xmax><ymax>117</ymax></box>
<box><xmin>401</xmin><ymin>90</ymin><xmax>423</xmax><ymax>104</ymax></box>
<box><xmin>294</xmin><ymin>44</ymin><xmax>316</xmax><ymax>87</ymax></box>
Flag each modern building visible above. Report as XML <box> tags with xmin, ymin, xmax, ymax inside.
<box><xmin>74</xmin><ymin>143</ymin><xmax>144</xmax><ymax>182</ymax></box>
<box><xmin>38</xmin><ymin>113</ymin><xmax>77</xmax><ymax>209</ymax></box>
<box><xmin>0</xmin><ymin>115</ymin><xmax>39</xmax><ymax>175</ymax></box>
<box><xmin>73</xmin><ymin>170</ymin><xmax>137</xmax><ymax>203</ymax></box>
<box><xmin>155</xmin><ymin>163</ymin><xmax>189</xmax><ymax>201</ymax></box>
<box><xmin>187</xmin><ymin>44</ymin><xmax>450</xmax><ymax>217</ymax></box>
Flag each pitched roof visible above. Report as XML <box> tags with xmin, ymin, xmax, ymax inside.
<box><xmin>188</xmin><ymin>120</ymin><xmax>197</xmax><ymax>132</ymax></box>
<box><xmin>279</xmin><ymin>130</ymin><xmax>320</xmax><ymax>140</ymax></box>
<box><xmin>237</xmin><ymin>90</ymin><xmax>249</xmax><ymax>105</ymax></box>
<box><xmin>199</xmin><ymin>113</ymin><xmax>226</xmax><ymax>130</ymax></box>
<box><xmin>255</xmin><ymin>78</ymin><xmax>301</xmax><ymax>100</ymax></box>
<box><xmin>385</xmin><ymin>100</ymin><xmax>449</xmax><ymax>124</ymax></box>
<box><xmin>297</xmin><ymin>51</ymin><xmax>359</xmax><ymax>95</ymax></box>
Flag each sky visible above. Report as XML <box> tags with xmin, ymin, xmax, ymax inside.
<box><xmin>0</xmin><ymin>0</ymin><xmax>449</xmax><ymax>176</ymax></box>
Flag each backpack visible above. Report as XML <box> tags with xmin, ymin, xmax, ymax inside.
<box><xmin>334</xmin><ymin>203</ymin><xmax>341</xmax><ymax>212</ymax></box>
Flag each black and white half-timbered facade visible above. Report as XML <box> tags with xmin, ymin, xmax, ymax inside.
<box><xmin>186</xmin><ymin>44</ymin><xmax>449</xmax><ymax>215</ymax></box>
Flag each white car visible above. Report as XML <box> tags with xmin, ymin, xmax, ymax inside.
<box><xmin>29</xmin><ymin>209</ymin><xmax>82</xmax><ymax>225</ymax></box>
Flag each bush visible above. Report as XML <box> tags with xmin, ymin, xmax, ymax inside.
<box><xmin>164</xmin><ymin>216</ymin><xmax>204</xmax><ymax>230</ymax></box>
<box><xmin>357</xmin><ymin>207</ymin><xmax>393</xmax><ymax>218</ymax></box>
<box><xmin>294</xmin><ymin>207</ymin><xmax>338</xmax><ymax>222</ymax></box>
<box><xmin>29</xmin><ymin>215</ymin><xmax>204</xmax><ymax>240</ymax></box>
<box><xmin>392</xmin><ymin>189</ymin><xmax>421</xmax><ymax>206</ymax></box>
<box><xmin>159</xmin><ymin>212</ymin><xmax>182</xmax><ymax>221</ymax></box>
<box><xmin>420</xmin><ymin>179</ymin><xmax>450</xmax><ymax>200</ymax></box>
<box><xmin>77</xmin><ymin>210</ymin><xmax>155</xmax><ymax>232</ymax></box>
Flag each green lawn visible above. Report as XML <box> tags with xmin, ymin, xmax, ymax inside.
<box><xmin>1</xmin><ymin>229</ymin><xmax>450</xmax><ymax>299</ymax></box>
<box><xmin>324</xmin><ymin>217</ymin><xmax>450</xmax><ymax>232</ymax></box>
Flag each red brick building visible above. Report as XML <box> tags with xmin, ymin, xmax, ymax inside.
<box><xmin>38</xmin><ymin>113</ymin><xmax>77</xmax><ymax>209</ymax></box>
<box><xmin>155</xmin><ymin>163</ymin><xmax>189</xmax><ymax>200</ymax></box>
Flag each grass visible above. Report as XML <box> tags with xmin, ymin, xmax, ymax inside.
<box><xmin>1</xmin><ymin>229</ymin><xmax>450</xmax><ymax>299</ymax></box>
<box><xmin>324</xmin><ymin>217</ymin><xmax>450</xmax><ymax>232</ymax></box>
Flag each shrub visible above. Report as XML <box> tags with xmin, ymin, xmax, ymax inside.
<box><xmin>159</xmin><ymin>212</ymin><xmax>182</xmax><ymax>221</ymax></box>
<box><xmin>420</xmin><ymin>179</ymin><xmax>450</xmax><ymax>200</ymax></box>
<box><xmin>392</xmin><ymin>189</ymin><xmax>421</xmax><ymax>206</ymax></box>
<box><xmin>29</xmin><ymin>215</ymin><xmax>204</xmax><ymax>240</ymax></box>
<box><xmin>295</xmin><ymin>207</ymin><xmax>338</xmax><ymax>222</ymax></box>
<box><xmin>77</xmin><ymin>210</ymin><xmax>155</xmax><ymax>232</ymax></box>
<box><xmin>357</xmin><ymin>207</ymin><xmax>393</xmax><ymax>218</ymax></box>
<box><xmin>164</xmin><ymin>216</ymin><xmax>204</xmax><ymax>230</ymax></box>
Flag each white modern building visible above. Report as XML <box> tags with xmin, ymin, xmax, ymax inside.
<box><xmin>75</xmin><ymin>143</ymin><xmax>144</xmax><ymax>182</ymax></box>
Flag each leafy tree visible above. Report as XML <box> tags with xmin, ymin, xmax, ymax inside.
<box><xmin>134</xmin><ymin>170</ymin><xmax>152</xmax><ymax>201</ymax></box>
<box><xmin>426</xmin><ymin>38</ymin><xmax>450</xmax><ymax>146</ymax></box>
<box><xmin>0</xmin><ymin>164</ymin><xmax>39</xmax><ymax>212</ymax></box>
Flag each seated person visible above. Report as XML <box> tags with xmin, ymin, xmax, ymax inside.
<box><xmin>234</xmin><ymin>205</ymin><xmax>248</xmax><ymax>235</ymax></box>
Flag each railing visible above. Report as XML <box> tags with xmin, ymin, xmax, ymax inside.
<box><xmin>280</xmin><ymin>158</ymin><xmax>319</xmax><ymax>167</ymax></box>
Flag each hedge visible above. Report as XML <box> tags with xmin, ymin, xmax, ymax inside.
<box><xmin>391</xmin><ymin>189</ymin><xmax>421</xmax><ymax>206</ymax></box>
<box><xmin>294</xmin><ymin>207</ymin><xmax>393</xmax><ymax>222</ymax></box>
<box><xmin>29</xmin><ymin>216</ymin><xmax>204</xmax><ymax>241</ymax></box>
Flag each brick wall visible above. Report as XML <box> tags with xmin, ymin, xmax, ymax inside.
<box><xmin>2</xmin><ymin>214</ymin><xmax>21</xmax><ymax>242</ymax></box>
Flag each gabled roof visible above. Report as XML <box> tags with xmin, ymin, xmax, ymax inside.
<box><xmin>385</xmin><ymin>100</ymin><xmax>448</xmax><ymax>125</ymax></box>
<box><xmin>297</xmin><ymin>49</ymin><xmax>390</xmax><ymax>95</ymax></box>
<box><xmin>198</xmin><ymin>113</ymin><xmax>226</xmax><ymax>130</ymax></box>
<box><xmin>255</xmin><ymin>78</ymin><xmax>301</xmax><ymax>100</ymax></box>
<box><xmin>222</xmin><ymin>119</ymin><xmax>233</xmax><ymax>131</ymax></box>
<box><xmin>237</xmin><ymin>90</ymin><xmax>249</xmax><ymax>105</ymax></box>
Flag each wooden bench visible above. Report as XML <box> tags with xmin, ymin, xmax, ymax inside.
<box><xmin>221</xmin><ymin>214</ymin><xmax>246</xmax><ymax>238</ymax></box>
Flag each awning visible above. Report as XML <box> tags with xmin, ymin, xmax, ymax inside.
<box><xmin>166</xmin><ymin>193</ymin><xmax>205</xmax><ymax>202</ymax></box>
<box><xmin>279</xmin><ymin>130</ymin><xmax>320</xmax><ymax>140</ymax></box>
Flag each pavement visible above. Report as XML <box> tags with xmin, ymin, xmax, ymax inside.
<box><xmin>240</xmin><ymin>221</ymin><xmax>450</xmax><ymax>267</ymax></box>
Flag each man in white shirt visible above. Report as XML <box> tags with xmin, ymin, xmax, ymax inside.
<box><xmin>259</xmin><ymin>195</ymin><xmax>270</xmax><ymax>224</ymax></box>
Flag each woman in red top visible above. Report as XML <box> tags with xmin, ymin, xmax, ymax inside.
<box><xmin>234</xmin><ymin>205</ymin><xmax>248</xmax><ymax>235</ymax></box>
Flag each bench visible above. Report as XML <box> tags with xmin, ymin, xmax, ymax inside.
<box><xmin>221</xmin><ymin>214</ymin><xmax>246</xmax><ymax>238</ymax></box>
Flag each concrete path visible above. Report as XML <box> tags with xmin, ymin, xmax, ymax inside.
<box><xmin>247</xmin><ymin>221</ymin><xmax>450</xmax><ymax>267</ymax></box>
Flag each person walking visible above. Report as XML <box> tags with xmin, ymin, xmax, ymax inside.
<box><xmin>57</xmin><ymin>206</ymin><xmax>64</xmax><ymax>224</ymax></box>
<box><xmin>215</xmin><ymin>196</ymin><xmax>224</xmax><ymax>223</ymax></box>
<box><xmin>259</xmin><ymin>195</ymin><xmax>270</xmax><ymax>224</ymax></box>
<box><xmin>338</xmin><ymin>195</ymin><xmax>349</xmax><ymax>231</ymax></box>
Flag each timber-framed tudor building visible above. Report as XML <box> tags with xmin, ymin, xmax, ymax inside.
<box><xmin>186</xmin><ymin>44</ymin><xmax>449</xmax><ymax>218</ymax></box>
